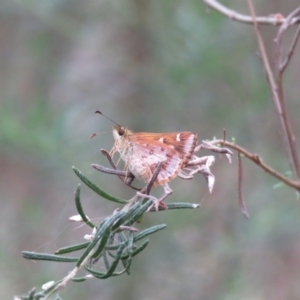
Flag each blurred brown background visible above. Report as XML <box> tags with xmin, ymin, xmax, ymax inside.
<box><xmin>1</xmin><ymin>0</ymin><xmax>300</xmax><ymax>299</ymax></box>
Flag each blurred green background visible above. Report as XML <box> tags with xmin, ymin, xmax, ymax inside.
<box><xmin>1</xmin><ymin>0</ymin><xmax>300</xmax><ymax>299</ymax></box>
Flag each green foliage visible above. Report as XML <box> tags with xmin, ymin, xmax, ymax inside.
<box><xmin>17</xmin><ymin>167</ymin><xmax>199</xmax><ymax>299</ymax></box>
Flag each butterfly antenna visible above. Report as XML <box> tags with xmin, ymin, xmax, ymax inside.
<box><xmin>89</xmin><ymin>131</ymin><xmax>110</xmax><ymax>140</ymax></box>
<box><xmin>95</xmin><ymin>110</ymin><xmax>120</xmax><ymax>126</ymax></box>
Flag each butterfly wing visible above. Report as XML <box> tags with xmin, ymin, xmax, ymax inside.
<box><xmin>132</xmin><ymin>132</ymin><xmax>197</xmax><ymax>164</ymax></box>
<box><xmin>128</xmin><ymin>132</ymin><xmax>197</xmax><ymax>185</ymax></box>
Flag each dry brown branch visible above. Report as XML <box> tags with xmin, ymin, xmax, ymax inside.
<box><xmin>204</xmin><ymin>0</ymin><xmax>300</xmax><ymax>186</ymax></box>
<box><xmin>238</xmin><ymin>153</ymin><xmax>249</xmax><ymax>219</ymax></box>
<box><xmin>274</xmin><ymin>7</ymin><xmax>300</xmax><ymax>179</ymax></box>
<box><xmin>280</xmin><ymin>24</ymin><xmax>300</xmax><ymax>72</ymax></box>
<box><xmin>246</xmin><ymin>0</ymin><xmax>278</xmax><ymax>114</ymax></box>
<box><xmin>203</xmin><ymin>0</ymin><xmax>300</xmax><ymax>26</ymax></box>
<box><xmin>212</xmin><ymin>139</ymin><xmax>300</xmax><ymax>192</ymax></box>
<box><xmin>246</xmin><ymin>1</ymin><xmax>300</xmax><ymax>181</ymax></box>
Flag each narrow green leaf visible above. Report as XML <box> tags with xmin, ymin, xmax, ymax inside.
<box><xmin>22</xmin><ymin>251</ymin><xmax>79</xmax><ymax>263</ymax></box>
<box><xmin>131</xmin><ymin>240</ymin><xmax>149</xmax><ymax>257</ymax></box>
<box><xmin>72</xmin><ymin>277</ymin><xmax>87</xmax><ymax>282</ymax></box>
<box><xmin>121</xmin><ymin>255</ymin><xmax>132</xmax><ymax>275</ymax></box>
<box><xmin>166</xmin><ymin>202</ymin><xmax>200</xmax><ymax>209</ymax></box>
<box><xmin>112</xmin><ymin>202</ymin><xmax>141</xmax><ymax>230</ymax></box>
<box><xmin>127</xmin><ymin>232</ymin><xmax>134</xmax><ymax>254</ymax></box>
<box><xmin>118</xmin><ymin>231</ymin><xmax>127</xmax><ymax>243</ymax></box>
<box><xmin>102</xmin><ymin>249</ymin><xmax>110</xmax><ymax>270</ymax></box>
<box><xmin>55</xmin><ymin>242</ymin><xmax>90</xmax><ymax>255</ymax></box>
<box><xmin>76</xmin><ymin>211</ymin><xmax>125</xmax><ymax>267</ymax></box>
<box><xmin>33</xmin><ymin>293</ymin><xmax>47</xmax><ymax>300</ymax></box>
<box><xmin>118</xmin><ymin>240</ymin><xmax>149</xmax><ymax>260</ymax></box>
<box><xmin>105</xmin><ymin>241</ymin><xmax>126</xmax><ymax>250</ymax></box>
<box><xmin>134</xmin><ymin>224</ymin><xmax>166</xmax><ymax>242</ymax></box>
<box><xmin>75</xmin><ymin>184</ymin><xmax>96</xmax><ymax>228</ymax></box>
<box><xmin>92</xmin><ymin>228</ymin><xmax>111</xmax><ymax>259</ymax></box>
<box><xmin>85</xmin><ymin>265</ymin><xmax>129</xmax><ymax>279</ymax></box>
<box><xmin>125</xmin><ymin>200</ymin><xmax>153</xmax><ymax>225</ymax></box>
<box><xmin>123</xmin><ymin>259</ymin><xmax>131</xmax><ymax>275</ymax></box>
<box><xmin>85</xmin><ymin>243</ymin><xmax>127</xmax><ymax>279</ymax></box>
<box><xmin>72</xmin><ymin>167</ymin><xmax>129</xmax><ymax>204</ymax></box>
<box><xmin>28</xmin><ymin>288</ymin><xmax>36</xmax><ymax>300</ymax></box>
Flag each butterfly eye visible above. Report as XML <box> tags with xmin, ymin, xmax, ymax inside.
<box><xmin>118</xmin><ymin>127</ymin><xmax>125</xmax><ymax>136</ymax></box>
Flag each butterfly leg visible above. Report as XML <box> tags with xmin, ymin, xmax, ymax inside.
<box><xmin>159</xmin><ymin>183</ymin><xmax>173</xmax><ymax>209</ymax></box>
<box><xmin>180</xmin><ymin>155</ymin><xmax>216</xmax><ymax>193</ymax></box>
<box><xmin>185</xmin><ymin>155</ymin><xmax>215</xmax><ymax>169</ymax></box>
<box><xmin>178</xmin><ymin>169</ymin><xmax>194</xmax><ymax>180</ymax></box>
<box><xmin>136</xmin><ymin>183</ymin><xmax>172</xmax><ymax>212</ymax></box>
<box><xmin>100</xmin><ymin>149</ymin><xmax>140</xmax><ymax>190</ymax></box>
<box><xmin>193</xmin><ymin>141</ymin><xmax>232</xmax><ymax>163</ymax></box>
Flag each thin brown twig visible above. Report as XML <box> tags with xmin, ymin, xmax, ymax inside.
<box><xmin>274</xmin><ymin>7</ymin><xmax>300</xmax><ymax>180</ymax></box>
<box><xmin>247</xmin><ymin>0</ymin><xmax>277</xmax><ymax>100</ymax></box>
<box><xmin>222</xmin><ymin>128</ymin><xmax>226</xmax><ymax>144</ymax></box>
<box><xmin>238</xmin><ymin>153</ymin><xmax>250</xmax><ymax>219</ymax></box>
<box><xmin>203</xmin><ymin>0</ymin><xmax>300</xmax><ymax>26</ymax></box>
<box><xmin>275</xmin><ymin>6</ymin><xmax>300</xmax><ymax>74</ymax></box>
<box><xmin>212</xmin><ymin>139</ymin><xmax>300</xmax><ymax>191</ymax></box>
<box><xmin>280</xmin><ymin>24</ymin><xmax>300</xmax><ymax>72</ymax></box>
<box><xmin>206</xmin><ymin>0</ymin><xmax>300</xmax><ymax>181</ymax></box>
<box><xmin>247</xmin><ymin>0</ymin><xmax>299</xmax><ymax>181</ymax></box>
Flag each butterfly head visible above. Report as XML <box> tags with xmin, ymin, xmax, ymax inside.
<box><xmin>112</xmin><ymin>125</ymin><xmax>132</xmax><ymax>141</ymax></box>
<box><xmin>112</xmin><ymin>125</ymin><xmax>133</xmax><ymax>157</ymax></box>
